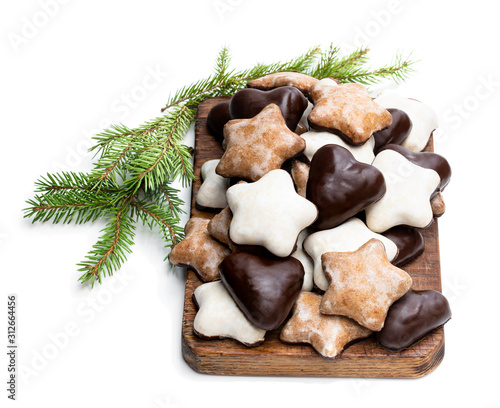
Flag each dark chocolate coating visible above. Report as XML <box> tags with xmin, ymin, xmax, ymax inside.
<box><xmin>229</xmin><ymin>87</ymin><xmax>308</xmax><ymax>131</ymax></box>
<box><xmin>219</xmin><ymin>252</ymin><xmax>304</xmax><ymax>331</ymax></box>
<box><xmin>206</xmin><ymin>100</ymin><xmax>231</xmax><ymax>143</ymax></box>
<box><xmin>375</xmin><ymin>289</ymin><xmax>451</xmax><ymax>351</ymax></box>
<box><xmin>306</xmin><ymin>145</ymin><xmax>386</xmax><ymax>230</ymax></box>
<box><xmin>373</xmin><ymin>108</ymin><xmax>412</xmax><ymax>154</ymax></box>
<box><xmin>379</xmin><ymin>144</ymin><xmax>452</xmax><ymax>194</ymax></box>
<box><xmin>382</xmin><ymin>226</ymin><xmax>425</xmax><ymax>267</ymax></box>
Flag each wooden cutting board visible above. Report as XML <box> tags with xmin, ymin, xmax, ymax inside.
<box><xmin>181</xmin><ymin>97</ymin><xmax>445</xmax><ymax>378</ymax></box>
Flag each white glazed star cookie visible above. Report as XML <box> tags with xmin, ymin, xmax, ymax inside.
<box><xmin>375</xmin><ymin>91</ymin><xmax>439</xmax><ymax>152</ymax></box>
<box><xmin>302</xmin><ymin>131</ymin><xmax>375</xmax><ymax>164</ymax></box>
<box><xmin>196</xmin><ymin>159</ymin><xmax>230</xmax><ymax>210</ymax></box>
<box><xmin>193</xmin><ymin>281</ymin><xmax>266</xmax><ymax>347</ymax></box>
<box><xmin>365</xmin><ymin>149</ymin><xmax>440</xmax><ymax>233</ymax></box>
<box><xmin>226</xmin><ymin>169</ymin><xmax>318</xmax><ymax>257</ymax></box>
<box><xmin>303</xmin><ymin>218</ymin><xmax>398</xmax><ymax>291</ymax></box>
<box><xmin>291</xmin><ymin>230</ymin><xmax>314</xmax><ymax>291</ymax></box>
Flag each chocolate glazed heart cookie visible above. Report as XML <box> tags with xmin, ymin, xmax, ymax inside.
<box><xmin>373</xmin><ymin>108</ymin><xmax>413</xmax><ymax>154</ymax></box>
<box><xmin>307</xmin><ymin>144</ymin><xmax>386</xmax><ymax>230</ymax></box>
<box><xmin>375</xmin><ymin>289</ymin><xmax>452</xmax><ymax>351</ymax></box>
<box><xmin>206</xmin><ymin>100</ymin><xmax>231</xmax><ymax>142</ymax></box>
<box><xmin>229</xmin><ymin>86</ymin><xmax>308</xmax><ymax>131</ymax></box>
<box><xmin>219</xmin><ymin>252</ymin><xmax>304</xmax><ymax>331</ymax></box>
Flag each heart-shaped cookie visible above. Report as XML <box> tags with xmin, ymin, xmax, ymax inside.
<box><xmin>206</xmin><ymin>100</ymin><xmax>231</xmax><ymax>142</ymax></box>
<box><xmin>306</xmin><ymin>144</ymin><xmax>386</xmax><ymax>230</ymax></box>
<box><xmin>375</xmin><ymin>289</ymin><xmax>452</xmax><ymax>351</ymax></box>
<box><xmin>382</xmin><ymin>226</ymin><xmax>425</xmax><ymax>267</ymax></box>
<box><xmin>219</xmin><ymin>251</ymin><xmax>304</xmax><ymax>330</ymax></box>
<box><xmin>229</xmin><ymin>86</ymin><xmax>308</xmax><ymax>131</ymax></box>
<box><xmin>373</xmin><ymin>108</ymin><xmax>412</xmax><ymax>154</ymax></box>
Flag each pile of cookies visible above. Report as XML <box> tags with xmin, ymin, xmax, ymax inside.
<box><xmin>170</xmin><ymin>72</ymin><xmax>452</xmax><ymax>359</ymax></box>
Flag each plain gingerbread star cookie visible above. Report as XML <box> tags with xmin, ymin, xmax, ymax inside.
<box><xmin>216</xmin><ymin>104</ymin><xmax>306</xmax><ymax>181</ymax></box>
<box><xmin>226</xmin><ymin>169</ymin><xmax>318</xmax><ymax>257</ymax></box>
<box><xmin>365</xmin><ymin>149</ymin><xmax>440</xmax><ymax>233</ymax></box>
<box><xmin>193</xmin><ymin>281</ymin><xmax>266</xmax><ymax>347</ymax></box>
<box><xmin>196</xmin><ymin>159</ymin><xmax>230</xmax><ymax>210</ymax></box>
<box><xmin>247</xmin><ymin>72</ymin><xmax>319</xmax><ymax>96</ymax></box>
<box><xmin>303</xmin><ymin>217</ymin><xmax>398</xmax><ymax>291</ymax></box>
<box><xmin>320</xmin><ymin>239</ymin><xmax>412</xmax><ymax>331</ymax></box>
<box><xmin>308</xmin><ymin>79</ymin><xmax>392</xmax><ymax>145</ymax></box>
<box><xmin>280</xmin><ymin>292</ymin><xmax>372</xmax><ymax>359</ymax></box>
<box><xmin>375</xmin><ymin>91</ymin><xmax>439</xmax><ymax>152</ymax></box>
<box><xmin>169</xmin><ymin>217</ymin><xmax>231</xmax><ymax>282</ymax></box>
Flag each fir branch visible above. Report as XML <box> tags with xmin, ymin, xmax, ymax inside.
<box><xmin>77</xmin><ymin>198</ymin><xmax>135</xmax><ymax>286</ymax></box>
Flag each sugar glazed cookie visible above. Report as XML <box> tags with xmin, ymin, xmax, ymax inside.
<box><xmin>193</xmin><ymin>281</ymin><xmax>266</xmax><ymax>347</ymax></box>
<box><xmin>169</xmin><ymin>217</ymin><xmax>231</xmax><ymax>282</ymax></box>
<box><xmin>304</xmin><ymin>218</ymin><xmax>398</xmax><ymax>291</ymax></box>
<box><xmin>308</xmin><ymin>79</ymin><xmax>392</xmax><ymax>145</ymax></box>
<box><xmin>280</xmin><ymin>292</ymin><xmax>372</xmax><ymax>359</ymax></box>
<box><xmin>320</xmin><ymin>239</ymin><xmax>412</xmax><ymax>331</ymax></box>
<box><xmin>217</xmin><ymin>104</ymin><xmax>306</xmax><ymax>182</ymax></box>
<box><xmin>247</xmin><ymin>72</ymin><xmax>319</xmax><ymax>96</ymax></box>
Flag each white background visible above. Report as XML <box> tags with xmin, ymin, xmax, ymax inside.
<box><xmin>1</xmin><ymin>1</ymin><xmax>499</xmax><ymax>407</ymax></box>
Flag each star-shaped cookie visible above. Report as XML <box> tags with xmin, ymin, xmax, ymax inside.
<box><xmin>365</xmin><ymin>149</ymin><xmax>440</xmax><ymax>233</ymax></box>
<box><xmin>216</xmin><ymin>104</ymin><xmax>306</xmax><ymax>181</ymax></box>
<box><xmin>301</xmin><ymin>130</ymin><xmax>375</xmax><ymax>164</ymax></box>
<box><xmin>303</xmin><ymin>217</ymin><xmax>398</xmax><ymax>291</ymax></box>
<box><xmin>226</xmin><ymin>169</ymin><xmax>318</xmax><ymax>257</ymax></box>
<box><xmin>193</xmin><ymin>281</ymin><xmax>266</xmax><ymax>347</ymax></box>
<box><xmin>320</xmin><ymin>239</ymin><xmax>412</xmax><ymax>331</ymax></box>
<box><xmin>308</xmin><ymin>79</ymin><xmax>392</xmax><ymax>145</ymax></box>
<box><xmin>169</xmin><ymin>217</ymin><xmax>231</xmax><ymax>282</ymax></box>
<box><xmin>375</xmin><ymin>91</ymin><xmax>438</xmax><ymax>152</ymax></box>
<box><xmin>247</xmin><ymin>72</ymin><xmax>319</xmax><ymax>96</ymax></box>
<box><xmin>280</xmin><ymin>292</ymin><xmax>372</xmax><ymax>359</ymax></box>
<box><xmin>195</xmin><ymin>159</ymin><xmax>230</xmax><ymax>211</ymax></box>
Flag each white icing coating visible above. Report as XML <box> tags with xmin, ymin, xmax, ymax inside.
<box><xmin>365</xmin><ymin>150</ymin><xmax>440</xmax><ymax>233</ymax></box>
<box><xmin>291</xmin><ymin>230</ymin><xmax>314</xmax><ymax>291</ymax></box>
<box><xmin>311</xmin><ymin>78</ymin><xmax>339</xmax><ymax>100</ymax></box>
<box><xmin>299</xmin><ymin>101</ymin><xmax>314</xmax><ymax>130</ymax></box>
<box><xmin>193</xmin><ymin>281</ymin><xmax>266</xmax><ymax>346</ymax></box>
<box><xmin>303</xmin><ymin>218</ymin><xmax>398</xmax><ymax>291</ymax></box>
<box><xmin>375</xmin><ymin>90</ymin><xmax>439</xmax><ymax>152</ymax></box>
<box><xmin>302</xmin><ymin>131</ymin><xmax>375</xmax><ymax>164</ymax></box>
<box><xmin>196</xmin><ymin>159</ymin><xmax>230</xmax><ymax>209</ymax></box>
<box><xmin>226</xmin><ymin>169</ymin><xmax>318</xmax><ymax>257</ymax></box>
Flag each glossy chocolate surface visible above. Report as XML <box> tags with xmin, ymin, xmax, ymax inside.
<box><xmin>373</xmin><ymin>108</ymin><xmax>412</xmax><ymax>154</ymax></box>
<box><xmin>206</xmin><ymin>100</ymin><xmax>231</xmax><ymax>142</ymax></box>
<box><xmin>219</xmin><ymin>252</ymin><xmax>304</xmax><ymax>331</ymax></box>
<box><xmin>307</xmin><ymin>145</ymin><xmax>386</xmax><ymax>230</ymax></box>
<box><xmin>379</xmin><ymin>144</ymin><xmax>452</xmax><ymax>193</ymax></box>
<box><xmin>382</xmin><ymin>226</ymin><xmax>425</xmax><ymax>267</ymax></box>
<box><xmin>375</xmin><ymin>289</ymin><xmax>451</xmax><ymax>351</ymax></box>
<box><xmin>229</xmin><ymin>87</ymin><xmax>308</xmax><ymax>131</ymax></box>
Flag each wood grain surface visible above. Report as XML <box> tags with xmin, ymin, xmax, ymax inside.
<box><xmin>181</xmin><ymin>97</ymin><xmax>445</xmax><ymax>378</ymax></box>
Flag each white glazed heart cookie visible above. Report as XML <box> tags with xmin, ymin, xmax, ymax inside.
<box><xmin>196</xmin><ymin>159</ymin><xmax>230</xmax><ymax>210</ymax></box>
<box><xmin>193</xmin><ymin>281</ymin><xmax>266</xmax><ymax>347</ymax></box>
<box><xmin>365</xmin><ymin>149</ymin><xmax>440</xmax><ymax>233</ymax></box>
<box><xmin>226</xmin><ymin>169</ymin><xmax>318</xmax><ymax>257</ymax></box>
<box><xmin>374</xmin><ymin>91</ymin><xmax>438</xmax><ymax>152</ymax></box>
<box><xmin>303</xmin><ymin>217</ymin><xmax>398</xmax><ymax>291</ymax></box>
